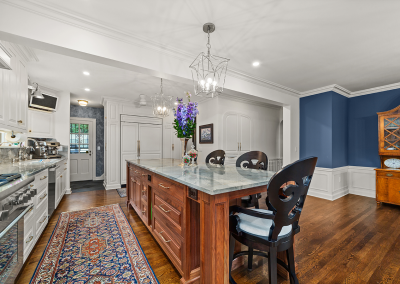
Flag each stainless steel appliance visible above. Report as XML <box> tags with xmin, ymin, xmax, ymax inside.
<box><xmin>46</xmin><ymin>142</ymin><xmax>61</xmax><ymax>159</ymax></box>
<box><xmin>29</xmin><ymin>139</ymin><xmax>48</xmax><ymax>159</ymax></box>
<box><xmin>0</xmin><ymin>177</ymin><xmax>35</xmax><ymax>283</ymax></box>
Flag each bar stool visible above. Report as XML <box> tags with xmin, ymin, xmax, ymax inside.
<box><xmin>205</xmin><ymin>150</ymin><xmax>225</xmax><ymax>165</ymax></box>
<box><xmin>229</xmin><ymin>157</ymin><xmax>318</xmax><ymax>284</ymax></box>
<box><xmin>236</xmin><ymin>151</ymin><xmax>268</xmax><ymax>209</ymax></box>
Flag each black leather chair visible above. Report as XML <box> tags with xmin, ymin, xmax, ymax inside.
<box><xmin>236</xmin><ymin>151</ymin><xmax>268</xmax><ymax>209</ymax></box>
<box><xmin>229</xmin><ymin>157</ymin><xmax>318</xmax><ymax>284</ymax></box>
<box><xmin>205</xmin><ymin>150</ymin><xmax>225</xmax><ymax>165</ymax></box>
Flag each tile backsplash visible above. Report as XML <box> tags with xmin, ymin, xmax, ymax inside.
<box><xmin>0</xmin><ymin>148</ymin><xmax>20</xmax><ymax>164</ymax></box>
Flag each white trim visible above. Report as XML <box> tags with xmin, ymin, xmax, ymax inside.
<box><xmin>65</xmin><ymin>188</ymin><xmax>71</xmax><ymax>194</ymax></box>
<box><xmin>70</xmin><ymin>117</ymin><xmax>97</xmax><ymax>181</ymax></box>
<box><xmin>93</xmin><ymin>174</ymin><xmax>104</xmax><ymax>181</ymax></box>
<box><xmin>104</xmin><ymin>181</ymin><xmax>120</xmax><ymax>190</ymax></box>
<box><xmin>308</xmin><ymin>166</ymin><xmax>376</xmax><ymax>201</ymax></box>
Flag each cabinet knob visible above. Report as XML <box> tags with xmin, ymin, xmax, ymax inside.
<box><xmin>387</xmin><ymin>173</ymin><xmax>393</xmax><ymax>177</ymax></box>
<box><xmin>29</xmin><ymin>130</ymin><xmax>31</xmax><ymax>132</ymax></box>
<box><xmin>17</xmin><ymin>120</ymin><xmax>22</xmax><ymax>123</ymax></box>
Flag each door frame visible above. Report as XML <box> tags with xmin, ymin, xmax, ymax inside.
<box><xmin>70</xmin><ymin>117</ymin><xmax>97</xmax><ymax>181</ymax></box>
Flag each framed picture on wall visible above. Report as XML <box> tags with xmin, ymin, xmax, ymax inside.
<box><xmin>199</xmin><ymin>123</ymin><xmax>213</xmax><ymax>144</ymax></box>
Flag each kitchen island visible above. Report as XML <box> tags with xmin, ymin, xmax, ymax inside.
<box><xmin>126</xmin><ymin>159</ymin><xmax>276</xmax><ymax>284</ymax></box>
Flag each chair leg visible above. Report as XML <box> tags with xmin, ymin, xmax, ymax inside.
<box><xmin>248</xmin><ymin>247</ymin><xmax>253</xmax><ymax>271</ymax></box>
<box><xmin>286</xmin><ymin>246</ymin><xmax>297</xmax><ymax>284</ymax></box>
<box><xmin>229</xmin><ymin>234</ymin><xmax>235</xmax><ymax>278</ymax></box>
<box><xmin>268</xmin><ymin>247</ymin><xmax>278</xmax><ymax>284</ymax></box>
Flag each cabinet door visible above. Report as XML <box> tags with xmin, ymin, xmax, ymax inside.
<box><xmin>224</xmin><ymin>113</ymin><xmax>239</xmax><ymax>155</ymax></box>
<box><xmin>163</xmin><ymin>125</ymin><xmax>181</xmax><ymax>159</ymax></box>
<box><xmin>7</xmin><ymin>58</ymin><xmax>18</xmax><ymax>128</ymax></box>
<box><xmin>239</xmin><ymin>115</ymin><xmax>251</xmax><ymax>153</ymax></box>
<box><xmin>138</xmin><ymin>124</ymin><xmax>162</xmax><ymax>159</ymax></box>
<box><xmin>28</xmin><ymin>109</ymin><xmax>54</xmax><ymax>137</ymax></box>
<box><xmin>0</xmin><ymin>71</ymin><xmax>6</xmax><ymax>125</ymax></box>
<box><xmin>120</xmin><ymin>122</ymin><xmax>138</xmax><ymax>184</ymax></box>
<box><xmin>17</xmin><ymin>62</ymin><xmax>28</xmax><ymax>131</ymax></box>
<box><xmin>129</xmin><ymin>176</ymin><xmax>135</xmax><ymax>206</ymax></box>
<box><xmin>55</xmin><ymin>174</ymin><xmax>61</xmax><ymax>205</ymax></box>
<box><xmin>134</xmin><ymin>178</ymin><xmax>141</xmax><ymax>210</ymax></box>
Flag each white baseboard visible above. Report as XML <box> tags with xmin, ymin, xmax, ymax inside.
<box><xmin>308</xmin><ymin>166</ymin><xmax>376</xmax><ymax>201</ymax></box>
<box><xmin>103</xmin><ymin>181</ymin><xmax>120</xmax><ymax>190</ymax></box>
<box><xmin>65</xmin><ymin>188</ymin><xmax>72</xmax><ymax>195</ymax></box>
<box><xmin>93</xmin><ymin>174</ymin><xmax>104</xmax><ymax>181</ymax></box>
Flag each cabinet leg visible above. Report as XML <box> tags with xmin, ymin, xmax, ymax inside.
<box><xmin>377</xmin><ymin>201</ymin><xmax>382</xmax><ymax>207</ymax></box>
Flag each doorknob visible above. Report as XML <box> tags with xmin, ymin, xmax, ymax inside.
<box><xmin>86</xmin><ymin>150</ymin><xmax>92</xmax><ymax>156</ymax></box>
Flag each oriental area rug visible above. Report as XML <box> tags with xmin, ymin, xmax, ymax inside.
<box><xmin>30</xmin><ymin>204</ymin><xmax>159</xmax><ymax>284</ymax></box>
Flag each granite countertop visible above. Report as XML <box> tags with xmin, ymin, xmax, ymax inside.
<box><xmin>127</xmin><ymin>159</ymin><xmax>276</xmax><ymax>195</ymax></box>
<box><xmin>0</xmin><ymin>157</ymin><xmax>67</xmax><ymax>198</ymax></box>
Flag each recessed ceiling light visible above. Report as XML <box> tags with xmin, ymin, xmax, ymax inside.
<box><xmin>252</xmin><ymin>61</ymin><xmax>260</xmax><ymax>67</ymax></box>
<box><xmin>84</xmin><ymin>88</ymin><xmax>90</xmax><ymax>91</ymax></box>
<box><xmin>78</xmin><ymin>100</ymin><xmax>88</xmax><ymax>106</ymax></box>
<box><xmin>83</xmin><ymin>71</ymin><xmax>90</xmax><ymax>76</ymax></box>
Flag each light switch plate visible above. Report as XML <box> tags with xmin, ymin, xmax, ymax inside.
<box><xmin>97</xmin><ymin>146</ymin><xmax>100</xmax><ymax>150</ymax></box>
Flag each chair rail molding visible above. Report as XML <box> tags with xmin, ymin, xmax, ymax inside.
<box><xmin>309</xmin><ymin>166</ymin><xmax>376</xmax><ymax>201</ymax></box>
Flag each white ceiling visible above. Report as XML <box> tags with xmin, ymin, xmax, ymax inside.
<box><xmin>25</xmin><ymin>0</ymin><xmax>400</xmax><ymax>92</ymax></box>
<box><xmin>26</xmin><ymin>49</ymin><xmax>199</xmax><ymax>107</ymax></box>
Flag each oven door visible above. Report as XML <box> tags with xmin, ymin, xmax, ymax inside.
<box><xmin>0</xmin><ymin>205</ymin><xmax>33</xmax><ymax>283</ymax></box>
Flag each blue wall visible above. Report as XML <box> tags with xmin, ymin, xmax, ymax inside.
<box><xmin>300</xmin><ymin>92</ymin><xmax>333</xmax><ymax>168</ymax></box>
<box><xmin>70</xmin><ymin>105</ymin><xmax>104</xmax><ymax>177</ymax></box>
<box><xmin>300</xmin><ymin>88</ymin><xmax>400</xmax><ymax>168</ymax></box>
<box><xmin>348</xmin><ymin>88</ymin><xmax>400</xmax><ymax>167</ymax></box>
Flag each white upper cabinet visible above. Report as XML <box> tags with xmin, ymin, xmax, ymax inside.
<box><xmin>0</xmin><ymin>55</ymin><xmax>29</xmax><ymax>133</ymax></box>
<box><xmin>28</xmin><ymin>109</ymin><xmax>54</xmax><ymax>138</ymax></box>
<box><xmin>223</xmin><ymin>112</ymin><xmax>252</xmax><ymax>156</ymax></box>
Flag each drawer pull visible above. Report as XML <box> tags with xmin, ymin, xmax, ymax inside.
<box><xmin>64</xmin><ymin>163</ymin><xmax>67</xmax><ymax>165</ymax></box>
<box><xmin>158</xmin><ymin>205</ymin><xmax>171</xmax><ymax>213</ymax></box>
<box><xmin>159</xmin><ymin>231</ymin><xmax>171</xmax><ymax>243</ymax></box>
<box><xmin>387</xmin><ymin>173</ymin><xmax>393</xmax><ymax>177</ymax></box>
<box><xmin>40</xmin><ymin>193</ymin><xmax>47</xmax><ymax>201</ymax></box>
<box><xmin>135</xmin><ymin>171</ymin><xmax>140</xmax><ymax>174</ymax></box>
<box><xmin>26</xmin><ymin>236</ymin><xmax>33</xmax><ymax>244</ymax></box>
<box><xmin>142</xmin><ymin>210</ymin><xmax>146</xmax><ymax>214</ymax></box>
<box><xmin>40</xmin><ymin>216</ymin><xmax>47</xmax><ymax>224</ymax></box>
<box><xmin>40</xmin><ymin>176</ymin><xmax>47</xmax><ymax>180</ymax></box>
<box><xmin>142</xmin><ymin>190</ymin><xmax>146</xmax><ymax>193</ymax></box>
<box><xmin>17</xmin><ymin>120</ymin><xmax>23</xmax><ymax>124</ymax></box>
<box><xmin>159</xmin><ymin>183</ymin><xmax>170</xmax><ymax>189</ymax></box>
<box><xmin>142</xmin><ymin>174</ymin><xmax>146</xmax><ymax>176</ymax></box>
<box><xmin>27</xmin><ymin>206</ymin><xmax>34</xmax><ymax>214</ymax></box>
<box><xmin>60</xmin><ymin>175</ymin><xmax>63</xmax><ymax>178</ymax></box>
<box><xmin>64</xmin><ymin>168</ymin><xmax>67</xmax><ymax>170</ymax></box>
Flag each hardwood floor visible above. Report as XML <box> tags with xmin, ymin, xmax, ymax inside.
<box><xmin>17</xmin><ymin>191</ymin><xmax>400</xmax><ymax>284</ymax></box>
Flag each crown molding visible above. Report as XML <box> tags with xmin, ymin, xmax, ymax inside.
<box><xmin>351</xmin><ymin>82</ymin><xmax>400</xmax><ymax>97</ymax></box>
<box><xmin>300</xmin><ymin>84</ymin><xmax>352</xmax><ymax>98</ymax></box>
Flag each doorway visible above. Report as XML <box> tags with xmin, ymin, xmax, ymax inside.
<box><xmin>70</xmin><ymin>118</ymin><xmax>96</xmax><ymax>182</ymax></box>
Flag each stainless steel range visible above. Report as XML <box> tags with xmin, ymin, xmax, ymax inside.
<box><xmin>0</xmin><ymin>177</ymin><xmax>35</xmax><ymax>283</ymax></box>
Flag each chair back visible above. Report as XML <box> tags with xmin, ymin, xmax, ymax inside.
<box><xmin>266</xmin><ymin>156</ymin><xmax>317</xmax><ymax>240</ymax></box>
<box><xmin>205</xmin><ymin>150</ymin><xmax>225</xmax><ymax>165</ymax></box>
<box><xmin>236</xmin><ymin>151</ymin><xmax>268</xmax><ymax>170</ymax></box>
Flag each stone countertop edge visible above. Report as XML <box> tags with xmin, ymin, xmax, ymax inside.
<box><xmin>126</xmin><ymin>160</ymin><xmax>271</xmax><ymax>196</ymax></box>
<box><xmin>0</xmin><ymin>157</ymin><xmax>67</xmax><ymax>193</ymax></box>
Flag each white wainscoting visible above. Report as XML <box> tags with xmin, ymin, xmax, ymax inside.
<box><xmin>348</xmin><ymin>166</ymin><xmax>376</xmax><ymax>198</ymax></box>
<box><xmin>308</xmin><ymin>166</ymin><xmax>376</xmax><ymax>201</ymax></box>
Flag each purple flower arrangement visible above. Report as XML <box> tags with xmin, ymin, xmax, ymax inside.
<box><xmin>173</xmin><ymin>92</ymin><xmax>199</xmax><ymax>138</ymax></box>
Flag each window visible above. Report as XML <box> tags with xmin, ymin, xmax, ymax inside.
<box><xmin>70</xmin><ymin>123</ymin><xmax>89</xmax><ymax>154</ymax></box>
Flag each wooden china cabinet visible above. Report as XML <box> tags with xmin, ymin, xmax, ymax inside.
<box><xmin>376</xmin><ymin>105</ymin><xmax>400</xmax><ymax>206</ymax></box>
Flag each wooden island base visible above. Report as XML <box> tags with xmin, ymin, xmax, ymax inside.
<box><xmin>126</xmin><ymin>161</ymin><xmax>290</xmax><ymax>283</ymax></box>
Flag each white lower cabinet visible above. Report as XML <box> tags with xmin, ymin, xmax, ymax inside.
<box><xmin>23</xmin><ymin>170</ymin><xmax>49</xmax><ymax>262</ymax></box>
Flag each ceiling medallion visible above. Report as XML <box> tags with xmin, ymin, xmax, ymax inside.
<box><xmin>189</xmin><ymin>23</ymin><xmax>230</xmax><ymax>98</ymax></box>
<box><xmin>151</xmin><ymin>78</ymin><xmax>172</xmax><ymax>118</ymax></box>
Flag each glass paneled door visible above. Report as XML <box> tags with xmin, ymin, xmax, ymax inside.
<box><xmin>70</xmin><ymin>118</ymin><xmax>94</xmax><ymax>181</ymax></box>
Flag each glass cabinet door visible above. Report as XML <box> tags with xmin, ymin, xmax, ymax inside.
<box><xmin>383</xmin><ymin>116</ymin><xmax>400</xmax><ymax>151</ymax></box>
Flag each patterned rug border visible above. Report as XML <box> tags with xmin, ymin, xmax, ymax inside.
<box><xmin>29</xmin><ymin>204</ymin><xmax>160</xmax><ymax>284</ymax></box>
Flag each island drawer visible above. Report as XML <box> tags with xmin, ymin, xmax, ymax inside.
<box><xmin>153</xmin><ymin>192</ymin><xmax>183</xmax><ymax>235</ymax></box>
<box><xmin>34</xmin><ymin>169</ymin><xmax>49</xmax><ymax>189</ymax></box>
<box><xmin>153</xmin><ymin>175</ymin><xmax>185</xmax><ymax>203</ymax></box>
<box><xmin>153</xmin><ymin>217</ymin><xmax>182</xmax><ymax>268</ymax></box>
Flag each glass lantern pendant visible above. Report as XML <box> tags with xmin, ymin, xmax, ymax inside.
<box><xmin>152</xmin><ymin>78</ymin><xmax>172</xmax><ymax>118</ymax></box>
<box><xmin>189</xmin><ymin>23</ymin><xmax>230</xmax><ymax>98</ymax></box>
